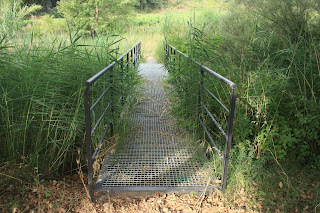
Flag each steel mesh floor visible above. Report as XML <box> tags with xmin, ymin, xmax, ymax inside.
<box><xmin>96</xmin><ymin>63</ymin><xmax>211</xmax><ymax>191</ymax></box>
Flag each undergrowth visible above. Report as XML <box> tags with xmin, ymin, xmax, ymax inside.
<box><xmin>0</xmin><ymin>31</ymin><xmax>141</xmax><ymax>183</ymax></box>
<box><xmin>162</xmin><ymin>1</ymin><xmax>320</xmax><ymax>211</ymax></box>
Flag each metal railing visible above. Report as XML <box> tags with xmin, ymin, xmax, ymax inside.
<box><xmin>84</xmin><ymin>41</ymin><xmax>141</xmax><ymax>202</ymax></box>
<box><xmin>165</xmin><ymin>44</ymin><xmax>236</xmax><ymax>190</ymax></box>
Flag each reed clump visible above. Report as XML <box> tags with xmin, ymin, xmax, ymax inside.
<box><xmin>0</xmin><ymin>32</ymin><xmax>140</xmax><ymax>180</ymax></box>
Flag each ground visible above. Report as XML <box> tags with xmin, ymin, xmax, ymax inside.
<box><xmin>0</xmin><ymin>174</ymin><xmax>260</xmax><ymax>213</ymax></box>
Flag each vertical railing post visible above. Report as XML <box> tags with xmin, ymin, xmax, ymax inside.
<box><xmin>84</xmin><ymin>83</ymin><xmax>94</xmax><ymax>202</ymax></box>
<box><xmin>127</xmin><ymin>52</ymin><xmax>129</xmax><ymax>72</ymax></box>
<box><xmin>133</xmin><ymin>46</ymin><xmax>136</xmax><ymax>66</ymax></box>
<box><xmin>84</xmin><ymin>42</ymin><xmax>142</xmax><ymax>203</ymax></box>
<box><xmin>137</xmin><ymin>43</ymin><xmax>139</xmax><ymax>62</ymax></box>
<box><xmin>164</xmin><ymin>44</ymin><xmax>168</xmax><ymax>66</ymax></box>
<box><xmin>126</xmin><ymin>52</ymin><xmax>129</xmax><ymax>94</ymax></box>
<box><xmin>222</xmin><ymin>88</ymin><xmax>236</xmax><ymax>189</ymax></box>
<box><xmin>173</xmin><ymin>49</ymin><xmax>176</xmax><ymax>72</ymax></box>
<box><xmin>197</xmin><ymin>68</ymin><xmax>204</xmax><ymax>128</ymax></box>
<box><xmin>109</xmin><ymin>67</ymin><xmax>114</xmax><ymax>137</ymax></box>
<box><xmin>138</xmin><ymin>42</ymin><xmax>141</xmax><ymax>62</ymax></box>
<box><xmin>131</xmin><ymin>49</ymin><xmax>133</xmax><ymax>68</ymax></box>
<box><xmin>169</xmin><ymin>46</ymin><xmax>172</xmax><ymax>70</ymax></box>
<box><xmin>120</xmin><ymin>58</ymin><xmax>124</xmax><ymax>106</ymax></box>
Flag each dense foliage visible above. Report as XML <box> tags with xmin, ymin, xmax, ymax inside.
<box><xmin>162</xmin><ymin>2</ymin><xmax>320</xmax><ymax>210</ymax></box>
<box><xmin>0</xmin><ymin>0</ymin><xmax>41</xmax><ymax>35</ymax></box>
<box><xmin>57</xmin><ymin>0</ymin><xmax>137</xmax><ymax>34</ymax></box>
<box><xmin>136</xmin><ymin>0</ymin><xmax>169</xmax><ymax>10</ymax></box>
<box><xmin>0</xmin><ymin>0</ymin><xmax>319</xmax><ymax>211</ymax></box>
<box><xmin>164</xmin><ymin>0</ymin><xmax>320</xmax><ymax>163</ymax></box>
<box><xmin>19</xmin><ymin>0</ymin><xmax>169</xmax><ymax>10</ymax></box>
<box><xmin>0</xmin><ymin>33</ymin><xmax>141</xmax><ymax>177</ymax></box>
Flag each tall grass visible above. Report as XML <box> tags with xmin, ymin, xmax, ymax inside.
<box><xmin>0</xmin><ymin>0</ymin><xmax>41</xmax><ymax>35</ymax></box>
<box><xmin>163</xmin><ymin>5</ymin><xmax>320</xmax><ymax>163</ymax></box>
<box><xmin>0</xmin><ymin>31</ymin><xmax>140</xmax><ymax>179</ymax></box>
<box><xmin>162</xmin><ymin>5</ymin><xmax>320</xmax><ymax>211</ymax></box>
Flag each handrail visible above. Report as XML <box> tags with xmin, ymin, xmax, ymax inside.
<box><xmin>167</xmin><ymin>45</ymin><xmax>237</xmax><ymax>89</ymax></box>
<box><xmin>84</xmin><ymin>41</ymin><xmax>141</xmax><ymax>202</ymax></box>
<box><xmin>86</xmin><ymin>62</ymin><xmax>116</xmax><ymax>85</ymax></box>
<box><xmin>165</xmin><ymin>43</ymin><xmax>236</xmax><ymax>190</ymax></box>
<box><xmin>86</xmin><ymin>41</ymin><xmax>141</xmax><ymax>85</ymax></box>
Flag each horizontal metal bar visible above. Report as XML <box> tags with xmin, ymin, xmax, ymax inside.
<box><xmin>94</xmin><ymin>186</ymin><xmax>217</xmax><ymax>192</ymax></box>
<box><xmin>202</xmin><ymin>85</ymin><xmax>229</xmax><ymax>113</ymax></box>
<box><xmin>90</xmin><ymin>86</ymin><xmax>111</xmax><ymax>111</ymax></box>
<box><xmin>86</xmin><ymin>41</ymin><xmax>141</xmax><ymax>86</ymax></box>
<box><xmin>201</xmin><ymin>103</ymin><xmax>227</xmax><ymax>138</ymax></box>
<box><xmin>86</xmin><ymin>62</ymin><xmax>116</xmax><ymax>85</ymax></box>
<box><xmin>199</xmin><ymin>119</ymin><xmax>223</xmax><ymax>160</ymax></box>
<box><xmin>91</xmin><ymin>102</ymin><xmax>111</xmax><ymax>137</ymax></box>
<box><xmin>92</xmin><ymin>122</ymin><xmax>111</xmax><ymax>162</ymax></box>
<box><xmin>168</xmin><ymin>45</ymin><xmax>236</xmax><ymax>89</ymax></box>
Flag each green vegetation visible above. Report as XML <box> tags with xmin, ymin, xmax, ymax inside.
<box><xmin>0</xmin><ymin>0</ymin><xmax>319</xmax><ymax>212</ymax></box>
<box><xmin>57</xmin><ymin>0</ymin><xmax>136</xmax><ymax>34</ymax></box>
<box><xmin>0</xmin><ymin>31</ymin><xmax>141</xmax><ymax>179</ymax></box>
<box><xmin>0</xmin><ymin>0</ymin><xmax>41</xmax><ymax>35</ymax></box>
<box><xmin>163</xmin><ymin>0</ymin><xmax>320</xmax><ymax>211</ymax></box>
<box><xmin>164</xmin><ymin>0</ymin><xmax>320</xmax><ymax>163</ymax></box>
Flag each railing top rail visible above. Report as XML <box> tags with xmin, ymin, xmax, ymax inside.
<box><xmin>86</xmin><ymin>41</ymin><xmax>141</xmax><ymax>86</ymax></box>
<box><xmin>168</xmin><ymin>44</ymin><xmax>237</xmax><ymax>89</ymax></box>
<box><xmin>86</xmin><ymin>61</ymin><xmax>117</xmax><ymax>85</ymax></box>
<box><xmin>85</xmin><ymin>41</ymin><xmax>141</xmax><ymax>202</ymax></box>
<box><xmin>117</xmin><ymin>41</ymin><xmax>141</xmax><ymax>61</ymax></box>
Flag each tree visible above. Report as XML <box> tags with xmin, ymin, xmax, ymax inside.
<box><xmin>23</xmin><ymin>0</ymin><xmax>58</xmax><ymax>10</ymax></box>
<box><xmin>57</xmin><ymin>0</ymin><xmax>136</xmax><ymax>34</ymax></box>
<box><xmin>135</xmin><ymin>0</ymin><xmax>168</xmax><ymax>10</ymax></box>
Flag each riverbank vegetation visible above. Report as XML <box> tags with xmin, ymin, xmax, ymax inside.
<box><xmin>163</xmin><ymin>0</ymin><xmax>320</xmax><ymax>211</ymax></box>
<box><xmin>0</xmin><ymin>0</ymin><xmax>319</xmax><ymax>212</ymax></box>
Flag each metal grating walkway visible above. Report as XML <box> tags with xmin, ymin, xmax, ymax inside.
<box><xmin>95</xmin><ymin>61</ymin><xmax>212</xmax><ymax>192</ymax></box>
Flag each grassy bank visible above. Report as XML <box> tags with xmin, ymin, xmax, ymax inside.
<box><xmin>0</xmin><ymin>0</ymin><xmax>319</xmax><ymax>212</ymax></box>
<box><xmin>0</xmin><ymin>32</ymin><xmax>141</xmax><ymax>184</ymax></box>
<box><xmin>162</xmin><ymin>2</ymin><xmax>320</xmax><ymax>212</ymax></box>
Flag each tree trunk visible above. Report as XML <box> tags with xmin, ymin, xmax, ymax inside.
<box><xmin>95</xmin><ymin>5</ymin><xmax>99</xmax><ymax>26</ymax></box>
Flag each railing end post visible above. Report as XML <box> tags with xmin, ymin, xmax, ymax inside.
<box><xmin>89</xmin><ymin>184</ymin><xmax>95</xmax><ymax>202</ymax></box>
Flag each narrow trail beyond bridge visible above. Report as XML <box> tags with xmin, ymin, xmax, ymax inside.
<box><xmin>95</xmin><ymin>59</ymin><xmax>214</xmax><ymax>197</ymax></box>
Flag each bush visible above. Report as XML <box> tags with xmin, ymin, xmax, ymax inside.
<box><xmin>163</xmin><ymin>3</ymin><xmax>320</xmax><ymax>164</ymax></box>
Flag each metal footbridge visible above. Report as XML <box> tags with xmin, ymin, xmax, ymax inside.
<box><xmin>84</xmin><ymin>42</ymin><xmax>236</xmax><ymax>202</ymax></box>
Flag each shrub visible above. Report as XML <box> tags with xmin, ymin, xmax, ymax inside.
<box><xmin>163</xmin><ymin>4</ymin><xmax>320</xmax><ymax>163</ymax></box>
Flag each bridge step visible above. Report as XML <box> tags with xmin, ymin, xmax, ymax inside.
<box><xmin>96</xmin><ymin>63</ymin><xmax>217</xmax><ymax>196</ymax></box>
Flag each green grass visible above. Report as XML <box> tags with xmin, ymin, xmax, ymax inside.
<box><xmin>162</xmin><ymin>4</ymin><xmax>320</xmax><ymax>211</ymax></box>
<box><xmin>0</xmin><ymin>31</ymin><xmax>141</xmax><ymax>182</ymax></box>
<box><xmin>1</xmin><ymin>1</ymin><xmax>319</xmax><ymax>211</ymax></box>
<box><xmin>0</xmin><ymin>0</ymin><xmax>214</xmax><ymax>188</ymax></box>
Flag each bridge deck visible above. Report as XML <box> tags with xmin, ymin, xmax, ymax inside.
<box><xmin>96</xmin><ymin>61</ymin><xmax>215</xmax><ymax>193</ymax></box>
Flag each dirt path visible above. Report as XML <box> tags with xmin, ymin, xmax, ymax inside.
<box><xmin>0</xmin><ymin>174</ymin><xmax>259</xmax><ymax>212</ymax></box>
